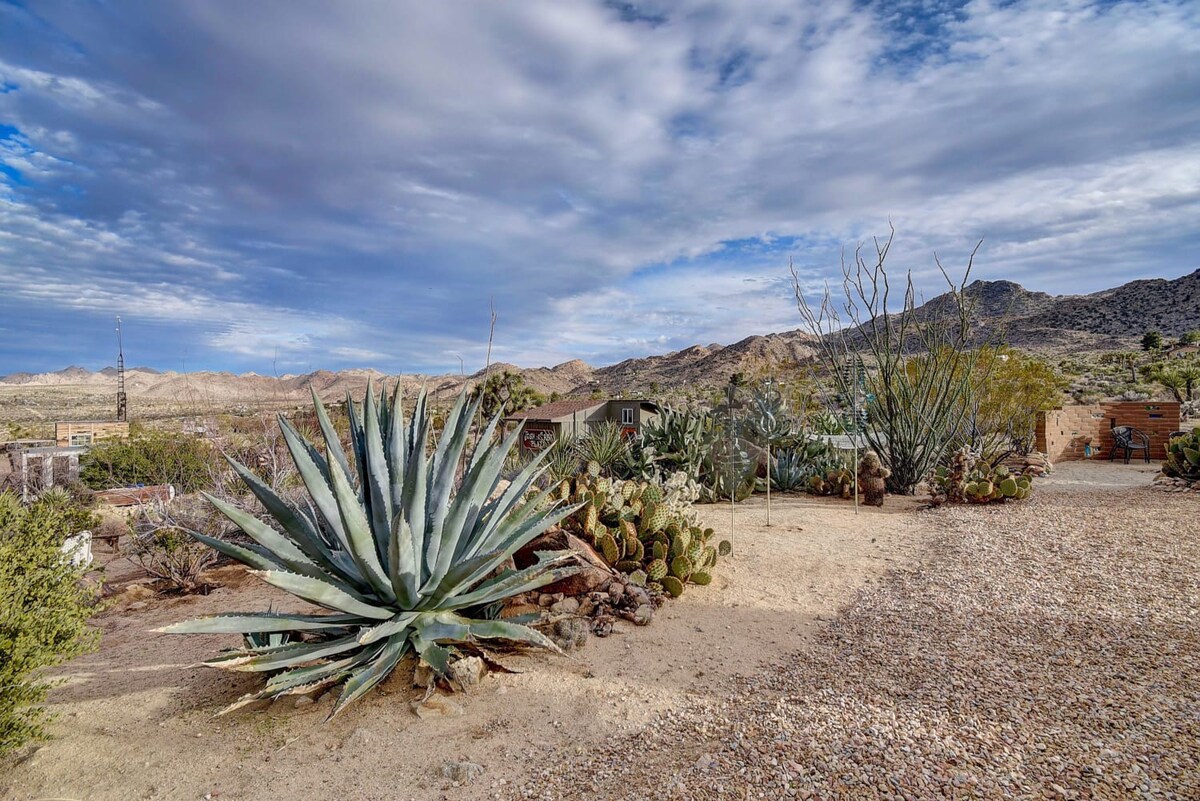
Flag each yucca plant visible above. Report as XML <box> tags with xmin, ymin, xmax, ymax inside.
<box><xmin>158</xmin><ymin>383</ymin><xmax>580</xmax><ymax>719</ymax></box>
<box><xmin>576</xmin><ymin>421</ymin><xmax>630</xmax><ymax>476</ymax></box>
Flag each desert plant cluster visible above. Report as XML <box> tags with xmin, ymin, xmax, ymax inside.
<box><xmin>6</xmin><ymin>240</ymin><xmax>1194</xmax><ymax>782</ymax></box>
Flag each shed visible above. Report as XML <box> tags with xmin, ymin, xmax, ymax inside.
<box><xmin>505</xmin><ymin>398</ymin><xmax>660</xmax><ymax>450</ymax></box>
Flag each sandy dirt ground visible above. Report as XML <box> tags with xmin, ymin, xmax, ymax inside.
<box><xmin>1</xmin><ymin>490</ymin><xmax>931</xmax><ymax>801</ymax></box>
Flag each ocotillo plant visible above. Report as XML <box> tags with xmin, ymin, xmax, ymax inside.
<box><xmin>792</xmin><ymin>226</ymin><xmax>996</xmax><ymax>494</ymax></box>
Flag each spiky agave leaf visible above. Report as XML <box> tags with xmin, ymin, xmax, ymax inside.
<box><xmin>160</xmin><ymin>380</ymin><xmax>581</xmax><ymax>719</ymax></box>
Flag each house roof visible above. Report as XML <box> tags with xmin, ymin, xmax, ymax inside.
<box><xmin>505</xmin><ymin>398</ymin><xmax>606</xmax><ymax>422</ymax></box>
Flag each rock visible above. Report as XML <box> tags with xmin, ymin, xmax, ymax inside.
<box><xmin>413</xmin><ymin>663</ymin><xmax>435</xmax><ymax>688</ymax></box>
<box><xmin>632</xmin><ymin>604</ymin><xmax>654</xmax><ymax>626</ymax></box>
<box><xmin>538</xmin><ymin>593</ymin><xmax>556</xmax><ymax>608</ymax></box>
<box><xmin>516</xmin><ymin>531</ymin><xmax>615</xmax><ymax>596</ymax></box>
<box><xmin>412</xmin><ymin>694</ymin><xmax>464</xmax><ymax>720</ymax></box>
<box><xmin>441</xmin><ymin>760</ymin><xmax>485</xmax><ymax>785</ymax></box>
<box><xmin>550</xmin><ymin>597</ymin><xmax>581</xmax><ymax>615</ymax></box>
<box><xmin>293</xmin><ymin>695</ymin><xmax>315</xmax><ymax>709</ymax></box>
<box><xmin>449</xmin><ymin>656</ymin><xmax>487</xmax><ymax>690</ymax></box>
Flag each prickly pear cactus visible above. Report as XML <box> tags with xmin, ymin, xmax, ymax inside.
<box><xmin>1163</xmin><ymin>430</ymin><xmax>1200</xmax><ymax>483</ymax></box>
<box><xmin>933</xmin><ymin>447</ymin><xmax>1035</xmax><ymax>504</ymax></box>
<box><xmin>557</xmin><ymin>467</ymin><xmax>727</xmax><ymax>597</ymax></box>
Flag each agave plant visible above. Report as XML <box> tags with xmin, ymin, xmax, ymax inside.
<box><xmin>158</xmin><ymin>383</ymin><xmax>580</xmax><ymax>718</ymax></box>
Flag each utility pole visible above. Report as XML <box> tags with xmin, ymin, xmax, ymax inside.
<box><xmin>115</xmin><ymin>315</ymin><xmax>128</xmax><ymax>422</ymax></box>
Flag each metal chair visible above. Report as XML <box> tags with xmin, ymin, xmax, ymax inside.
<box><xmin>1109</xmin><ymin>426</ymin><xmax>1151</xmax><ymax>464</ymax></box>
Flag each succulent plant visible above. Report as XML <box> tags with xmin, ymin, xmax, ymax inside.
<box><xmin>558</xmin><ymin>469</ymin><xmax>728</xmax><ymax>597</ymax></box>
<box><xmin>1163</xmin><ymin>430</ymin><xmax>1200</xmax><ymax>482</ymax></box>
<box><xmin>934</xmin><ymin>446</ymin><xmax>1034</xmax><ymax>504</ymax></box>
<box><xmin>158</xmin><ymin>383</ymin><xmax>580</xmax><ymax>718</ymax></box>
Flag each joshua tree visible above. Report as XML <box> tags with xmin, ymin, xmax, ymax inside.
<box><xmin>793</xmin><ymin>226</ymin><xmax>991</xmax><ymax>494</ymax></box>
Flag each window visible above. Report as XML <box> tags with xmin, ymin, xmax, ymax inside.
<box><xmin>621</xmin><ymin>407</ymin><xmax>634</xmax><ymax>425</ymax></box>
<box><xmin>70</xmin><ymin>433</ymin><xmax>93</xmax><ymax>446</ymax></box>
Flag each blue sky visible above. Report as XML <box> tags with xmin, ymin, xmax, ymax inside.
<box><xmin>1</xmin><ymin>0</ymin><xmax>1197</xmax><ymax>375</ymax></box>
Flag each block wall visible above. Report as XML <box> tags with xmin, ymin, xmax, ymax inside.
<box><xmin>1037</xmin><ymin>401</ymin><xmax>1182</xmax><ymax>461</ymax></box>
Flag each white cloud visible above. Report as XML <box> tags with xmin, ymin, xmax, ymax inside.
<box><xmin>0</xmin><ymin>0</ymin><xmax>1197</xmax><ymax>372</ymax></box>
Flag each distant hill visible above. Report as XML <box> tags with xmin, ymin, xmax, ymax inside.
<box><xmin>3</xmin><ymin>269</ymin><xmax>1196</xmax><ymax>401</ymax></box>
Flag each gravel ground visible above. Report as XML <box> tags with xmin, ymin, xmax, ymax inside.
<box><xmin>511</xmin><ymin>481</ymin><xmax>1200</xmax><ymax>800</ymax></box>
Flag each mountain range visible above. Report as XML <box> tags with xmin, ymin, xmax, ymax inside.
<box><xmin>3</xmin><ymin>269</ymin><xmax>1197</xmax><ymax>403</ymax></box>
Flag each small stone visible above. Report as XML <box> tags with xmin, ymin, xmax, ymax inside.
<box><xmin>632</xmin><ymin>604</ymin><xmax>654</xmax><ymax>626</ymax></box>
<box><xmin>440</xmin><ymin>760</ymin><xmax>485</xmax><ymax>784</ymax></box>
<box><xmin>550</xmin><ymin>596</ymin><xmax>580</xmax><ymax>615</ymax></box>
<box><xmin>293</xmin><ymin>695</ymin><xmax>315</xmax><ymax>709</ymax></box>
<box><xmin>449</xmin><ymin>656</ymin><xmax>487</xmax><ymax>690</ymax></box>
<box><xmin>412</xmin><ymin>694</ymin><xmax>464</xmax><ymax>720</ymax></box>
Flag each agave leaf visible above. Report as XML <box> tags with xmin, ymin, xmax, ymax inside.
<box><xmin>403</xmin><ymin>398</ymin><xmax>430</xmax><ymax>585</ymax></box>
<box><xmin>209</xmin><ymin>634</ymin><xmax>365</xmax><ymax>672</ymax></box>
<box><xmin>223</xmin><ymin>452</ymin><xmax>359</xmax><ymax>584</ymax></box>
<box><xmin>446</xmin><ymin>418</ymin><xmax>525</xmax><ymax>564</ymax></box>
<box><xmin>361</xmin><ymin>384</ymin><xmax>394</xmax><ymax>561</ymax></box>
<box><xmin>357</xmin><ymin>610</ymin><xmax>419</xmax><ymax>645</ymax></box>
<box><xmin>423</xmin><ymin>391</ymin><xmax>478</xmax><ymax>578</ymax></box>
<box><xmin>386</xmin><ymin>382</ymin><xmax>407</xmax><ymax>511</ymax></box>
<box><xmin>327</xmin><ymin>635</ymin><xmax>410</xmax><ymax>720</ymax></box>
<box><xmin>345</xmin><ymin>389</ymin><xmax>369</xmax><ymax>502</ymax></box>
<box><xmin>464</xmin><ymin>618</ymin><xmax>563</xmax><ymax>653</ymax></box>
<box><xmin>444</xmin><ymin>551</ymin><xmax>579</xmax><ymax>611</ymax></box>
<box><xmin>157</xmin><ymin>611</ymin><xmax>366</xmax><ymax>635</ymax></box>
<box><xmin>325</xmin><ymin>448</ymin><xmax>394</xmax><ymax>600</ymax></box>
<box><xmin>203</xmin><ymin>493</ymin><xmax>318</xmax><ymax>571</ymax></box>
<box><xmin>253</xmin><ymin>571</ymin><xmax>393</xmax><ymax>620</ymax></box>
<box><xmin>183</xmin><ymin>529</ymin><xmax>285</xmax><ymax>573</ymax></box>
<box><xmin>311</xmin><ymin>388</ymin><xmax>357</xmax><ymax>500</ymax></box>
<box><xmin>279</xmin><ymin>416</ymin><xmax>352</xmax><ymax>553</ymax></box>
<box><xmin>264</xmin><ymin>642</ymin><xmax>385</xmax><ymax>693</ymax></box>
<box><xmin>411</xmin><ymin>631</ymin><xmax>454</xmax><ymax>678</ymax></box>
<box><xmin>387</xmin><ymin>513</ymin><xmax>419</xmax><ymax>609</ymax></box>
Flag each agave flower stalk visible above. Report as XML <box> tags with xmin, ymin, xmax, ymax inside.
<box><xmin>158</xmin><ymin>382</ymin><xmax>580</xmax><ymax>719</ymax></box>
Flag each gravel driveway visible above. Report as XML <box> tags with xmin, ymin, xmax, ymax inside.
<box><xmin>513</xmin><ymin>470</ymin><xmax>1200</xmax><ymax>800</ymax></box>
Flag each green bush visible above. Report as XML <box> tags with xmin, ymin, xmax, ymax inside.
<box><xmin>80</xmin><ymin>429</ymin><xmax>215</xmax><ymax>492</ymax></box>
<box><xmin>0</xmin><ymin>491</ymin><xmax>99</xmax><ymax>756</ymax></box>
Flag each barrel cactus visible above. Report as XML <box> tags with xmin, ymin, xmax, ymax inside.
<box><xmin>158</xmin><ymin>384</ymin><xmax>580</xmax><ymax>718</ymax></box>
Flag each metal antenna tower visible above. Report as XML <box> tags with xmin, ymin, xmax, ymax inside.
<box><xmin>115</xmin><ymin>315</ymin><xmax>128</xmax><ymax>422</ymax></box>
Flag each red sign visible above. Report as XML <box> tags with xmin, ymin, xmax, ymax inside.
<box><xmin>521</xmin><ymin>427</ymin><xmax>555</xmax><ymax>451</ymax></box>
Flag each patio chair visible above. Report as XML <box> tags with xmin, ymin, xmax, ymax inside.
<box><xmin>1108</xmin><ymin>426</ymin><xmax>1151</xmax><ymax>464</ymax></box>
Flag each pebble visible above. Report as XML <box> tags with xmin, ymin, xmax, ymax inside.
<box><xmin>507</xmin><ymin>487</ymin><xmax>1200</xmax><ymax>800</ymax></box>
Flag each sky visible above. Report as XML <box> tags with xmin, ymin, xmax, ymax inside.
<box><xmin>1</xmin><ymin>0</ymin><xmax>1198</xmax><ymax>375</ymax></box>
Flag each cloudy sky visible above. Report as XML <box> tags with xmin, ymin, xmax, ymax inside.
<box><xmin>1</xmin><ymin>1</ymin><xmax>1197</xmax><ymax>375</ymax></box>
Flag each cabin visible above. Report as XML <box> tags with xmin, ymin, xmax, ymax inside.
<box><xmin>505</xmin><ymin>398</ymin><xmax>660</xmax><ymax>451</ymax></box>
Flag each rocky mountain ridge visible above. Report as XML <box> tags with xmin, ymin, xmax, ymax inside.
<box><xmin>4</xmin><ymin>269</ymin><xmax>1196</xmax><ymax>400</ymax></box>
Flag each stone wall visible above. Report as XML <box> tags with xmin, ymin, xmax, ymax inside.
<box><xmin>1037</xmin><ymin>401</ymin><xmax>1182</xmax><ymax>462</ymax></box>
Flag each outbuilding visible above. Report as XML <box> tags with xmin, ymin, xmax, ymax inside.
<box><xmin>505</xmin><ymin>398</ymin><xmax>660</xmax><ymax>451</ymax></box>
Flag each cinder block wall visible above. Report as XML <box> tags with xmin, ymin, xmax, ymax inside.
<box><xmin>1037</xmin><ymin>401</ymin><xmax>1181</xmax><ymax>461</ymax></box>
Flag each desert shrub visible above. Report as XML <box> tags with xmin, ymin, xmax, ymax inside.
<box><xmin>960</xmin><ymin>346</ymin><xmax>1069</xmax><ymax>459</ymax></box>
<box><xmin>80</xmin><ymin>430</ymin><xmax>215</xmax><ymax>493</ymax></box>
<box><xmin>0</xmin><ymin>491</ymin><xmax>100</xmax><ymax>756</ymax></box>
<box><xmin>795</xmin><ymin>229</ymin><xmax>990</xmax><ymax>494</ymax></box>
<box><xmin>541</xmin><ymin>433</ymin><xmax>582</xmax><ymax>485</ymax></box>
<box><xmin>122</xmin><ymin>497</ymin><xmax>226</xmax><ymax>592</ymax></box>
